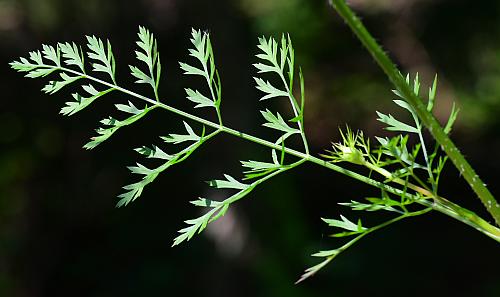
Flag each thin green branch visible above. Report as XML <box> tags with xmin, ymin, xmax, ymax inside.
<box><xmin>202</xmin><ymin>54</ymin><xmax>222</xmax><ymax>125</ymax></box>
<box><xmin>279</xmin><ymin>71</ymin><xmax>309</xmax><ymax>154</ymax></box>
<box><xmin>297</xmin><ymin>207</ymin><xmax>432</xmax><ymax>283</ymax></box>
<box><xmin>330</xmin><ymin>0</ymin><xmax>500</xmax><ymax>225</ymax></box>
<box><xmin>416</xmin><ymin>124</ymin><xmax>436</xmax><ymax>192</ymax></box>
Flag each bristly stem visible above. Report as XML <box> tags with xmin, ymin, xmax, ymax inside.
<box><xmin>329</xmin><ymin>0</ymin><xmax>500</xmax><ymax>225</ymax></box>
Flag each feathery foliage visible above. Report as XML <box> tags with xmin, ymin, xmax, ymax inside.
<box><xmin>10</xmin><ymin>20</ymin><xmax>500</xmax><ymax>286</ymax></box>
<box><xmin>130</xmin><ymin>26</ymin><xmax>162</xmax><ymax>101</ymax></box>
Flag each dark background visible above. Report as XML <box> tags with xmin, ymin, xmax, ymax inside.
<box><xmin>1</xmin><ymin>0</ymin><xmax>500</xmax><ymax>296</ymax></box>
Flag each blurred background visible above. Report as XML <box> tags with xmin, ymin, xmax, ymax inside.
<box><xmin>1</xmin><ymin>0</ymin><xmax>500</xmax><ymax>296</ymax></box>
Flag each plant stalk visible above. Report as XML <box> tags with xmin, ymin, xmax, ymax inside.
<box><xmin>329</xmin><ymin>0</ymin><xmax>500</xmax><ymax>225</ymax></box>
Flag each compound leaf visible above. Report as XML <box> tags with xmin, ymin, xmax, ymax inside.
<box><xmin>376</xmin><ymin>111</ymin><xmax>419</xmax><ymax>134</ymax></box>
<box><xmin>444</xmin><ymin>103</ymin><xmax>459</xmax><ymax>134</ymax></box>
<box><xmin>179</xmin><ymin>62</ymin><xmax>205</xmax><ymax>76</ymax></box>
<box><xmin>161</xmin><ymin>121</ymin><xmax>201</xmax><ymax>144</ymax></box>
<box><xmin>254</xmin><ymin>77</ymin><xmax>288</xmax><ymax>101</ymax></box>
<box><xmin>86</xmin><ymin>35</ymin><xmax>116</xmax><ymax>82</ymax></box>
<box><xmin>188</xmin><ymin>28</ymin><xmax>208</xmax><ymax>64</ymax></box>
<box><xmin>321</xmin><ymin>215</ymin><xmax>365</xmax><ymax>232</ymax></box>
<box><xmin>428</xmin><ymin>74</ymin><xmax>438</xmax><ymax>111</ymax></box>
<box><xmin>130</xmin><ymin>26</ymin><xmax>161</xmax><ymax>97</ymax></box>
<box><xmin>207</xmin><ymin>174</ymin><xmax>249</xmax><ymax>190</ymax></box>
<box><xmin>26</xmin><ymin>67</ymin><xmax>56</xmax><ymax>78</ymax></box>
<box><xmin>42</xmin><ymin>72</ymin><xmax>83</xmax><ymax>94</ymax></box>
<box><xmin>173</xmin><ymin>207</ymin><xmax>220</xmax><ymax>246</ymax></box>
<box><xmin>190</xmin><ymin>198</ymin><xmax>224</xmax><ymax>208</ymax></box>
<box><xmin>117</xmin><ymin>172</ymin><xmax>159</xmax><ymax>207</ymax></box>
<box><xmin>256</xmin><ymin>36</ymin><xmax>278</xmax><ymax>67</ymax></box>
<box><xmin>339</xmin><ymin>200</ymin><xmax>398</xmax><ymax>213</ymax></box>
<box><xmin>84</xmin><ymin>103</ymin><xmax>152</xmax><ymax>149</ymax></box>
<box><xmin>253</xmin><ymin>62</ymin><xmax>278</xmax><ymax>74</ymax></box>
<box><xmin>260</xmin><ymin>109</ymin><xmax>298</xmax><ymax>134</ymax></box>
<box><xmin>42</xmin><ymin>44</ymin><xmax>61</xmax><ymax>67</ymax></box>
<box><xmin>128</xmin><ymin>163</ymin><xmax>155</xmax><ymax>176</ymax></box>
<box><xmin>129</xmin><ymin>66</ymin><xmax>153</xmax><ymax>85</ymax></box>
<box><xmin>60</xmin><ymin>84</ymin><xmax>114</xmax><ymax>116</ymax></box>
<box><xmin>241</xmin><ymin>160</ymin><xmax>281</xmax><ymax>173</ymax></box>
<box><xmin>59</xmin><ymin>42</ymin><xmax>85</xmax><ymax>72</ymax></box>
<box><xmin>185</xmin><ymin>88</ymin><xmax>214</xmax><ymax>108</ymax></box>
<box><xmin>135</xmin><ymin>145</ymin><xmax>172</xmax><ymax>160</ymax></box>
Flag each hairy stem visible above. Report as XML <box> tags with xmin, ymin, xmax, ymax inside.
<box><xmin>329</xmin><ymin>0</ymin><xmax>500</xmax><ymax>225</ymax></box>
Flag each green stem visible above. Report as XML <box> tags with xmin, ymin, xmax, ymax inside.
<box><xmin>362</xmin><ymin>160</ymin><xmax>500</xmax><ymax>241</ymax></box>
<box><xmin>363</xmin><ymin>161</ymin><xmax>433</xmax><ymax>197</ymax></box>
<box><xmin>416</xmin><ymin>124</ymin><xmax>436</xmax><ymax>193</ymax></box>
<box><xmin>54</xmin><ymin>65</ymin><xmax>500</xmax><ymax>242</ymax></box>
<box><xmin>279</xmin><ymin>72</ymin><xmax>309</xmax><ymax>154</ymax></box>
<box><xmin>203</xmin><ymin>65</ymin><xmax>222</xmax><ymax>126</ymax></box>
<box><xmin>329</xmin><ymin>0</ymin><xmax>500</xmax><ymax>225</ymax></box>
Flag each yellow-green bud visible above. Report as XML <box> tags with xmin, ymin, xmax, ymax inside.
<box><xmin>339</xmin><ymin>146</ymin><xmax>365</xmax><ymax>165</ymax></box>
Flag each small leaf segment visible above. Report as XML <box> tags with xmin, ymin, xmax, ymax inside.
<box><xmin>10</xmin><ymin>27</ymin><xmax>500</xmax><ymax>284</ymax></box>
